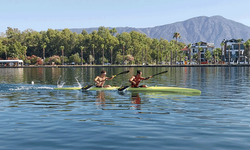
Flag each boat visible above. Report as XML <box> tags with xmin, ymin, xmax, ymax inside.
<box><xmin>54</xmin><ymin>86</ymin><xmax>201</xmax><ymax>96</ymax></box>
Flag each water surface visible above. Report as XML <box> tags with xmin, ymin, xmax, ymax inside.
<box><xmin>1</xmin><ymin>67</ymin><xmax>250</xmax><ymax>150</ymax></box>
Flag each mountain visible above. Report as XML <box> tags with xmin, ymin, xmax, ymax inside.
<box><xmin>61</xmin><ymin>16</ymin><xmax>250</xmax><ymax>47</ymax></box>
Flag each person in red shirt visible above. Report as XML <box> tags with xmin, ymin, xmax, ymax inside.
<box><xmin>129</xmin><ymin>70</ymin><xmax>152</xmax><ymax>88</ymax></box>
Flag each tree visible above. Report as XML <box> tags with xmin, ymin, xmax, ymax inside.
<box><xmin>109</xmin><ymin>28</ymin><xmax>117</xmax><ymax>36</ymax></box>
<box><xmin>110</xmin><ymin>46</ymin><xmax>114</xmax><ymax>64</ymax></box>
<box><xmin>160</xmin><ymin>45</ymin><xmax>164</xmax><ymax>63</ymax></box>
<box><xmin>141</xmin><ymin>44</ymin><xmax>144</xmax><ymax>65</ymax></box>
<box><xmin>69</xmin><ymin>53</ymin><xmax>81</xmax><ymax>64</ymax></box>
<box><xmin>80</xmin><ymin>46</ymin><xmax>84</xmax><ymax>65</ymax></box>
<box><xmin>187</xmin><ymin>43</ymin><xmax>192</xmax><ymax>64</ymax></box>
<box><xmin>144</xmin><ymin>45</ymin><xmax>148</xmax><ymax>64</ymax></box>
<box><xmin>121</xmin><ymin>41</ymin><xmax>125</xmax><ymax>65</ymax></box>
<box><xmin>197</xmin><ymin>42</ymin><xmax>201</xmax><ymax>64</ymax></box>
<box><xmin>193</xmin><ymin>53</ymin><xmax>198</xmax><ymax>62</ymax></box>
<box><xmin>227</xmin><ymin>45</ymin><xmax>231</xmax><ymax>65</ymax></box>
<box><xmin>205</xmin><ymin>49</ymin><xmax>212</xmax><ymax>64</ymax></box>
<box><xmin>91</xmin><ymin>44</ymin><xmax>95</xmax><ymax>65</ymax></box>
<box><xmin>173</xmin><ymin>32</ymin><xmax>181</xmax><ymax>64</ymax></box>
<box><xmin>41</xmin><ymin>43</ymin><xmax>46</xmax><ymax>65</ymax></box>
<box><xmin>244</xmin><ymin>40</ymin><xmax>250</xmax><ymax>64</ymax></box>
<box><xmin>60</xmin><ymin>46</ymin><xmax>64</xmax><ymax>65</ymax></box>
<box><xmin>236</xmin><ymin>39</ymin><xmax>243</xmax><ymax>64</ymax></box>
<box><xmin>3</xmin><ymin>45</ymin><xmax>7</xmax><ymax>59</ymax></box>
<box><xmin>101</xmin><ymin>44</ymin><xmax>105</xmax><ymax>65</ymax></box>
<box><xmin>220</xmin><ymin>42</ymin><xmax>225</xmax><ymax>64</ymax></box>
<box><xmin>169</xmin><ymin>42</ymin><xmax>174</xmax><ymax>65</ymax></box>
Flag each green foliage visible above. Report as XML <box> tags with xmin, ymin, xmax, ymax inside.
<box><xmin>60</xmin><ymin>56</ymin><xmax>69</xmax><ymax>64</ymax></box>
<box><xmin>193</xmin><ymin>53</ymin><xmax>198</xmax><ymax>61</ymax></box>
<box><xmin>89</xmin><ymin>55</ymin><xmax>95</xmax><ymax>64</ymax></box>
<box><xmin>115</xmin><ymin>52</ymin><xmax>123</xmax><ymax>64</ymax></box>
<box><xmin>0</xmin><ymin>26</ymin><xmax>190</xmax><ymax>65</ymax></box>
<box><xmin>99</xmin><ymin>57</ymin><xmax>108</xmax><ymax>64</ymax></box>
<box><xmin>25</xmin><ymin>59</ymin><xmax>31</xmax><ymax>64</ymax></box>
<box><xmin>69</xmin><ymin>53</ymin><xmax>81</xmax><ymax>64</ymax></box>
<box><xmin>49</xmin><ymin>55</ymin><xmax>61</xmax><ymax>64</ymax></box>
<box><xmin>205</xmin><ymin>50</ymin><xmax>212</xmax><ymax>61</ymax></box>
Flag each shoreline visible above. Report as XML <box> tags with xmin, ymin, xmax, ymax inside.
<box><xmin>1</xmin><ymin>64</ymin><xmax>250</xmax><ymax>68</ymax></box>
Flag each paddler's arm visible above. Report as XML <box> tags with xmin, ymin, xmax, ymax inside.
<box><xmin>94</xmin><ymin>76</ymin><xmax>100</xmax><ymax>84</ymax></box>
<box><xmin>106</xmin><ymin>76</ymin><xmax>114</xmax><ymax>80</ymax></box>
<box><xmin>129</xmin><ymin>76</ymin><xmax>136</xmax><ymax>85</ymax></box>
<box><xmin>143</xmin><ymin>76</ymin><xmax>153</xmax><ymax>80</ymax></box>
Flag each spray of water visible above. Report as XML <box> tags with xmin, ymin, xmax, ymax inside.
<box><xmin>57</xmin><ymin>75</ymin><xmax>65</xmax><ymax>88</ymax></box>
<box><xmin>75</xmin><ymin>77</ymin><xmax>82</xmax><ymax>88</ymax></box>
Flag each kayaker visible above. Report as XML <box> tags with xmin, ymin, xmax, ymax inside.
<box><xmin>94</xmin><ymin>70</ymin><xmax>114</xmax><ymax>88</ymax></box>
<box><xmin>129</xmin><ymin>70</ymin><xmax>152</xmax><ymax>88</ymax></box>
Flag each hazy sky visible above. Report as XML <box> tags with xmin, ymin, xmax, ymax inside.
<box><xmin>1</xmin><ymin>0</ymin><xmax>250</xmax><ymax>32</ymax></box>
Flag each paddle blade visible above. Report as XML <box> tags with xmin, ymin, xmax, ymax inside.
<box><xmin>116</xmin><ymin>70</ymin><xmax>129</xmax><ymax>76</ymax></box>
<box><xmin>118</xmin><ymin>85</ymin><xmax>129</xmax><ymax>91</ymax></box>
<box><xmin>152</xmin><ymin>70</ymin><xmax>168</xmax><ymax>77</ymax></box>
<box><xmin>82</xmin><ymin>85</ymin><xmax>93</xmax><ymax>90</ymax></box>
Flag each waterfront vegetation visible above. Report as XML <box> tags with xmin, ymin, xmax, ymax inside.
<box><xmin>0</xmin><ymin>27</ymin><xmax>250</xmax><ymax>65</ymax></box>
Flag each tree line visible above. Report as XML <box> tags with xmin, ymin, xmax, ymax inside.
<box><xmin>1</xmin><ymin>26</ymin><xmax>249</xmax><ymax>65</ymax></box>
<box><xmin>0</xmin><ymin>27</ymin><xmax>188</xmax><ymax>65</ymax></box>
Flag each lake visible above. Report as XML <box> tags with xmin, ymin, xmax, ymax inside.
<box><xmin>0</xmin><ymin>66</ymin><xmax>250</xmax><ymax>150</ymax></box>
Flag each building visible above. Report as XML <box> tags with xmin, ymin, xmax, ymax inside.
<box><xmin>190</xmin><ymin>41</ymin><xmax>215</xmax><ymax>62</ymax></box>
<box><xmin>222</xmin><ymin>39</ymin><xmax>245</xmax><ymax>64</ymax></box>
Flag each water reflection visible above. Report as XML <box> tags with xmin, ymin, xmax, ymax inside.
<box><xmin>96</xmin><ymin>91</ymin><xmax>106</xmax><ymax>107</ymax></box>
<box><xmin>131</xmin><ymin>92</ymin><xmax>141</xmax><ymax>110</ymax></box>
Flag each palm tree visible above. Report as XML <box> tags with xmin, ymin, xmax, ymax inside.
<box><xmin>198</xmin><ymin>47</ymin><xmax>203</xmax><ymax>64</ymax></box>
<box><xmin>41</xmin><ymin>43</ymin><xmax>46</xmax><ymax>65</ymax></box>
<box><xmin>169</xmin><ymin>42</ymin><xmax>174</xmax><ymax>65</ymax></box>
<box><xmin>110</xmin><ymin>46</ymin><xmax>114</xmax><ymax>65</ymax></box>
<box><xmin>101</xmin><ymin>44</ymin><xmax>105</xmax><ymax>65</ymax></box>
<box><xmin>236</xmin><ymin>39</ymin><xmax>242</xmax><ymax>64</ymax></box>
<box><xmin>80</xmin><ymin>46</ymin><xmax>84</xmax><ymax>65</ymax></box>
<box><xmin>157</xmin><ymin>45</ymin><xmax>159</xmax><ymax>64</ymax></box>
<box><xmin>121</xmin><ymin>42</ymin><xmax>125</xmax><ymax>65</ymax></box>
<box><xmin>160</xmin><ymin>45</ymin><xmax>164</xmax><ymax>64</ymax></box>
<box><xmin>187</xmin><ymin>43</ymin><xmax>192</xmax><ymax>64</ymax></box>
<box><xmin>145</xmin><ymin>45</ymin><xmax>147</xmax><ymax>64</ymax></box>
<box><xmin>23</xmin><ymin>46</ymin><xmax>27</xmax><ymax>62</ymax></box>
<box><xmin>227</xmin><ymin>45</ymin><xmax>231</xmax><ymax>65</ymax></box>
<box><xmin>220</xmin><ymin>42</ymin><xmax>225</xmax><ymax>64</ymax></box>
<box><xmin>60</xmin><ymin>46</ymin><xmax>64</xmax><ymax>65</ymax></box>
<box><xmin>91</xmin><ymin>44</ymin><xmax>95</xmax><ymax>65</ymax></box>
<box><xmin>173</xmin><ymin>32</ymin><xmax>181</xmax><ymax>64</ymax></box>
<box><xmin>197</xmin><ymin>42</ymin><xmax>201</xmax><ymax>64</ymax></box>
<box><xmin>244</xmin><ymin>40</ymin><xmax>250</xmax><ymax>64</ymax></box>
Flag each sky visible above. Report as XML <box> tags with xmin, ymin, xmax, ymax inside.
<box><xmin>1</xmin><ymin>0</ymin><xmax>250</xmax><ymax>32</ymax></box>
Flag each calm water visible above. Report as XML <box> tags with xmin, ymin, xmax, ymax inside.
<box><xmin>1</xmin><ymin>67</ymin><xmax>250</xmax><ymax>150</ymax></box>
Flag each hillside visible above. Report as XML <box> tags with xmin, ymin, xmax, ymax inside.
<box><xmin>62</xmin><ymin>16</ymin><xmax>250</xmax><ymax>47</ymax></box>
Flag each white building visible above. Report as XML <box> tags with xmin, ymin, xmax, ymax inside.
<box><xmin>191</xmin><ymin>41</ymin><xmax>215</xmax><ymax>63</ymax></box>
<box><xmin>223</xmin><ymin>39</ymin><xmax>245</xmax><ymax>64</ymax></box>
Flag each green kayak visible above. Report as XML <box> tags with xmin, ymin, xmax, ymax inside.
<box><xmin>54</xmin><ymin>86</ymin><xmax>201</xmax><ymax>96</ymax></box>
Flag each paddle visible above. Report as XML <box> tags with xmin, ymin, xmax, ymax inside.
<box><xmin>118</xmin><ymin>70</ymin><xmax>168</xmax><ymax>91</ymax></box>
<box><xmin>144</xmin><ymin>70</ymin><xmax>168</xmax><ymax>80</ymax></box>
<box><xmin>82</xmin><ymin>70</ymin><xmax>130</xmax><ymax>90</ymax></box>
